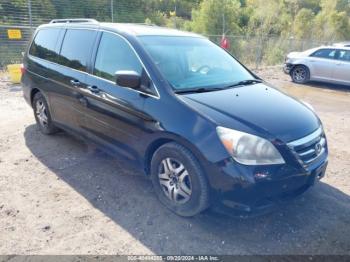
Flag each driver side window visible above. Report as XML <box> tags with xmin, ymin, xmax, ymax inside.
<box><xmin>311</xmin><ymin>49</ymin><xmax>337</xmax><ymax>59</ymax></box>
<box><xmin>94</xmin><ymin>32</ymin><xmax>143</xmax><ymax>82</ymax></box>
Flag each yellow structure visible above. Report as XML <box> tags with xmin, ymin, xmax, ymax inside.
<box><xmin>7</xmin><ymin>64</ymin><xmax>22</xmax><ymax>84</ymax></box>
<box><xmin>7</xmin><ymin>29</ymin><xmax>22</xmax><ymax>39</ymax></box>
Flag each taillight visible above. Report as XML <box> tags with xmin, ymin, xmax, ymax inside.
<box><xmin>20</xmin><ymin>64</ymin><xmax>26</xmax><ymax>74</ymax></box>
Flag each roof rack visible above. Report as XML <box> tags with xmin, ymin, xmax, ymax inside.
<box><xmin>50</xmin><ymin>18</ymin><xmax>98</xmax><ymax>24</ymax></box>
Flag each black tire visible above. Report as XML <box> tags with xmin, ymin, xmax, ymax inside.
<box><xmin>150</xmin><ymin>142</ymin><xmax>210</xmax><ymax>217</ymax></box>
<box><xmin>32</xmin><ymin>92</ymin><xmax>59</xmax><ymax>135</ymax></box>
<box><xmin>291</xmin><ymin>65</ymin><xmax>310</xmax><ymax>84</ymax></box>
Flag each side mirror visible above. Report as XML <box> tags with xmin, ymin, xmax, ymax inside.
<box><xmin>115</xmin><ymin>70</ymin><xmax>141</xmax><ymax>89</ymax></box>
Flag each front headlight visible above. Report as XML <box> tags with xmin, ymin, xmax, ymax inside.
<box><xmin>285</xmin><ymin>57</ymin><xmax>292</xmax><ymax>63</ymax></box>
<box><xmin>216</xmin><ymin>126</ymin><xmax>285</xmax><ymax>165</ymax></box>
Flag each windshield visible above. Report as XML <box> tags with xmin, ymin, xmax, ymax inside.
<box><xmin>138</xmin><ymin>36</ymin><xmax>255</xmax><ymax>91</ymax></box>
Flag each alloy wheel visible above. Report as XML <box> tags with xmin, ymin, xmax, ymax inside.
<box><xmin>35</xmin><ymin>99</ymin><xmax>48</xmax><ymax>127</ymax></box>
<box><xmin>158</xmin><ymin>158</ymin><xmax>192</xmax><ymax>204</ymax></box>
<box><xmin>293</xmin><ymin>67</ymin><xmax>307</xmax><ymax>82</ymax></box>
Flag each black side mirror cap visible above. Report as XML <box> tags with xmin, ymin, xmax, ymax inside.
<box><xmin>115</xmin><ymin>70</ymin><xmax>141</xmax><ymax>89</ymax></box>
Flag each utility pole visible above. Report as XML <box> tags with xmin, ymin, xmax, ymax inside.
<box><xmin>27</xmin><ymin>0</ymin><xmax>33</xmax><ymax>31</ymax></box>
<box><xmin>222</xmin><ymin>13</ymin><xmax>225</xmax><ymax>36</ymax></box>
<box><xmin>111</xmin><ymin>0</ymin><xmax>114</xmax><ymax>22</ymax></box>
<box><xmin>174</xmin><ymin>0</ymin><xmax>177</xmax><ymax>28</ymax></box>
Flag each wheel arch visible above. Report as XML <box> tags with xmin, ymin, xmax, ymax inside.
<box><xmin>143</xmin><ymin>133</ymin><xmax>209</xmax><ymax>176</ymax></box>
<box><xmin>290</xmin><ymin>63</ymin><xmax>310</xmax><ymax>75</ymax></box>
<box><xmin>30</xmin><ymin>88</ymin><xmax>41</xmax><ymax>107</ymax></box>
<box><xmin>290</xmin><ymin>63</ymin><xmax>311</xmax><ymax>84</ymax></box>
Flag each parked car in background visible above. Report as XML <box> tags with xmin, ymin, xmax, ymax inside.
<box><xmin>22</xmin><ymin>19</ymin><xmax>328</xmax><ymax>217</ymax></box>
<box><xmin>284</xmin><ymin>46</ymin><xmax>350</xmax><ymax>85</ymax></box>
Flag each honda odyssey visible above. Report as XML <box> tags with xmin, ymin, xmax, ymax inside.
<box><xmin>22</xmin><ymin>19</ymin><xmax>328</xmax><ymax>216</ymax></box>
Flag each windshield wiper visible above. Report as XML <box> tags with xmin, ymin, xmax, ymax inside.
<box><xmin>174</xmin><ymin>79</ymin><xmax>263</xmax><ymax>94</ymax></box>
<box><xmin>223</xmin><ymin>79</ymin><xmax>263</xmax><ymax>89</ymax></box>
<box><xmin>174</xmin><ymin>87</ymin><xmax>223</xmax><ymax>94</ymax></box>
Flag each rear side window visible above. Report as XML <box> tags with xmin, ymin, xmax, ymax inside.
<box><xmin>29</xmin><ymin>28</ymin><xmax>60</xmax><ymax>62</ymax></box>
<box><xmin>94</xmin><ymin>32</ymin><xmax>142</xmax><ymax>81</ymax></box>
<box><xmin>311</xmin><ymin>49</ymin><xmax>336</xmax><ymax>59</ymax></box>
<box><xmin>58</xmin><ymin>29</ymin><xmax>96</xmax><ymax>71</ymax></box>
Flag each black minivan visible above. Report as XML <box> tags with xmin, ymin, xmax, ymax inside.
<box><xmin>22</xmin><ymin>19</ymin><xmax>328</xmax><ymax>216</ymax></box>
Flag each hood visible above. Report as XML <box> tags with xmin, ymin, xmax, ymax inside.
<box><xmin>287</xmin><ymin>47</ymin><xmax>319</xmax><ymax>59</ymax></box>
<box><xmin>181</xmin><ymin>83</ymin><xmax>320</xmax><ymax>143</ymax></box>
<box><xmin>287</xmin><ymin>51</ymin><xmax>303</xmax><ymax>59</ymax></box>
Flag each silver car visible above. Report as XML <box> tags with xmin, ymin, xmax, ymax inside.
<box><xmin>284</xmin><ymin>46</ymin><xmax>350</xmax><ymax>85</ymax></box>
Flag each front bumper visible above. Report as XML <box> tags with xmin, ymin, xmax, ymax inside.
<box><xmin>283</xmin><ymin>63</ymin><xmax>293</xmax><ymax>74</ymax></box>
<box><xmin>207</xmin><ymin>156</ymin><xmax>328</xmax><ymax>217</ymax></box>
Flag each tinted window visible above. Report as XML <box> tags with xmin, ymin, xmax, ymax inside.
<box><xmin>58</xmin><ymin>29</ymin><xmax>96</xmax><ymax>71</ymax></box>
<box><xmin>311</xmin><ymin>49</ymin><xmax>336</xmax><ymax>59</ymax></box>
<box><xmin>94</xmin><ymin>32</ymin><xmax>142</xmax><ymax>81</ymax></box>
<box><xmin>29</xmin><ymin>29</ymin><xmax>60</xmax><ymax>62</ymax></box>
<box><xmin>338</xmin><ymin>50</ymin><xmax>350</xmax><ymax>62</ymax></box>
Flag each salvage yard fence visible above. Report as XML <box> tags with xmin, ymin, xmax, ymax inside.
<box><xmin>0</xmin><ymin>0</ymin><xmax>336</xmax><ymax>70</ymax></box>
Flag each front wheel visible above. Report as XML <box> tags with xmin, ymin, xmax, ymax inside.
<box><xmin>150</xmin><ymin>142</ymin><xmax>210</xmax><ymax>217</ymax></box>
<box><xmin>291</xmin><ymin>65</ymin><xmax>310</xmax><ymax>84</ymax></box>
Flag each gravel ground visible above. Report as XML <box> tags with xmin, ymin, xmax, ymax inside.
<box><xmin>0</xmin><ymin>67</ymin><xmax>349</xmax><ymax>255</ymax></box>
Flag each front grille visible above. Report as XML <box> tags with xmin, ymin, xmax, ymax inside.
<box><xmin>288</xmin><ymin>127</ymin><xmax>327</xmax><ymax>166</ymax></box>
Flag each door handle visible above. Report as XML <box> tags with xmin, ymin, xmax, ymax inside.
<box><xmin>70</xmin><ymin>79</ymin><xmax>81</xmax><ymax>87</ymax></box>
<box><xmin>86</xmin><ymin>85</ymin><xmax>100</xmax><ymax>93</ymax></box>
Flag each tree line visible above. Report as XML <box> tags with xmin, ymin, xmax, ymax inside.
<box><xmin>0</xmin><ymin>0</ymin><xmax>349</xmax><ymax>67</ymax></box>
<box><xmin>0</xmin><ymin>0</ymin><xmax>349</xmax><ymax>41</ymax></box>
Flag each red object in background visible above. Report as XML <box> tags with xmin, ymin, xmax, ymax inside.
<box><xmin>220</xmin><ymin>35</ymin><xmax>230</xmax><ymax>50</ymax></box>
<box><xmin>20</xmin><ymin>63</ymin><xmax>26</xmax><ymax>74</ymax></box>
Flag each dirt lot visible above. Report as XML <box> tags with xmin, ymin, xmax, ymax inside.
<box><xmin>0</xmin><ymin>67</ymin><xmax>349</xmax><ymax>255</ymax></box>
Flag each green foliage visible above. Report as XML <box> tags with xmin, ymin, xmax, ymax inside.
<box><xmin>1</xmin><ymin>0</ymin><xmax>348</xmax><ymax>41</ymax></box>
<box><xmin>262</xmin><ymin>44</ymin><xmax>285</xmax><ymax>65</ymax></box>
<box><xmin>190</xmin><ymin>0</ymin><xmax>242</xmax><ymax>35</ymax></box>
<box><xmin>1</xmin><ymin>0</ymin><xmax>349</xmax><ymax>67</ymax></box>
<box><xmin>311</xmin><ymin>0</ymin><xmax>350</xmax><ymax>41</ymax></box>
<box><xmin>0</xmin><ymin>0</ymin><xmax>56</xmax><ymax>24</ymax></box>
<box><xmin>246</xmin><ymin>0</ymin><xmax>292</xmax><ymax>36</ymax></box>
<box><xmin>294</xmin><ymin>8</ymin><xmax>315</xmax><ymax>39</ymax></box>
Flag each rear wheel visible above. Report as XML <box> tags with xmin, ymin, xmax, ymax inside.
<box><xmin>291</xmin><ymin>65</ymin><xmax>310</xmax><ymax>84</ymax></box>
<box><xmin>32</xmin><ymin>92</ymin><xmax>59</xmax><ymax>135</ymax></box>
<box><xmin>150</xmin><ymin>142</ymin><xmax>210</xmax><ymax>217</ymax></box>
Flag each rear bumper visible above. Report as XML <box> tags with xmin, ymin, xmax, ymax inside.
<box><xmin>21</xmin><ymin>72</ymin><xmax>33</xmax><ymax>107</ymax></box>
<box><xmin>208</xmin><ymin>157</ymin><xmax>328</xmax><ymax>217</ymax></box>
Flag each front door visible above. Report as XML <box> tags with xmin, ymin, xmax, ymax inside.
<box><xmin>308</xmin><ymin>48</ymin><xmax>337</xmax><ymax>81</ymax></box>
<box><xmin>82</xmin><ymin>31</ymin><xmax>157</xmax><ymax>163</ymax></box>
